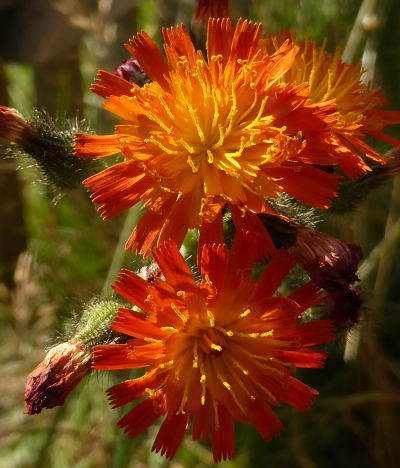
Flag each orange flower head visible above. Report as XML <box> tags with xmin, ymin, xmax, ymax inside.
<box><xmin>261</xmin><ymin>31</ymin><xmax>400</xmax><ymax>177</ymax></box>
<box><xmin>75</xmin><ymin>18</ymin><xmax>374</xmax><ymax>258</ymax></box>
<box><xmin>94</xmin><ymin>235</ymin><xmax>334</xmax><ymax>462</ymax></box>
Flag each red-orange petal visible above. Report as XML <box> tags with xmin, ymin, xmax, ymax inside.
<box><xmin>153</xmin><ymin>239</ymin><xmax>197</xmax><ymax>290</ymax></box>
<box><xmin>107</xmin><ymin>371</ymin><xmax>166</xmax><ymax>408</ymax></box>
<box><xmin>93</xmin><ymin>343</ymin><xmax>150</xmax><ymax>370</ymax></box>
<box><xmin>125</xmin><ymin>196</ymin><xmax>176</xmax><ymax>255</ymax></box>
<box><xmin>200</xmin><ymin>243</ymin><xmax>227</xmax><ymax>293</ymax></box>
<box><xmin>126</xmin><ymin>31</ymin><xmax>171</xmax><ymax>90</ymax></box>
<box><xmin>248</xmin><ymin>400</ymin><xmax>284</xmax><ymax>442</ymax></box>
<box><xmin>255</xmin><ymin>249</ymin><xmax>298</xmax><ymax>299</ymax></box>
<box><xmin>152</xmin><ymin>413</ymin><xmax>188</xmax><ymax>460</ymax></box>
<box><xmin>212</xmin><ymin>404</ymin><xmax>235</xmax><ymax>462</ymax></box>
<box><xmin>74</xmin><ymin>134</ymin><xmax>121</xmax><ymax>158</ymax></box>
<box><xmin>267</xmin><ymin>165</ymin><xmax>339</xmax><ymax>208</ymax></box>
<box><xmin>110</xmin><ymin>308</ymin><xmax>167</xmax><ymax>340</ymax></box>
<box><xmin>162</xmin><ymin>24</ymin><xmax>197</xmax><ymax>68</ymax></box>
<box><xmin>230</xmin><ymin>206</ymin><xmax>277</xmax><ymax>260</ymax></box>
<box><xmin>118</xmin><ymin>396</ymin><xmax>163</xmax><ymax>439</ymax></box>
<box><xmin>112</xmin><ymin>269</ymin><xmax>152</xmax><ymax>313</ymax></box>
<box><xmin>91</xmin><ymin>70</ymin><xmax>134</xmax><ymax>99</ymax></box>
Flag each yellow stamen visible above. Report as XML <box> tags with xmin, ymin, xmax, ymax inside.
<box><xmin>159</xmin><ymin>360</ymin><xmax>174</xmax><ymax>369</ymax></box>
<box><xmin>187</xmin><ymin>155</ymin><xmax>199</xmax><ymax>173</ymax></box>
<box><xmin>160</xmin><ymin>326</ymin><xmax>178</xmax><ymax>333</ymax></box>
<box><xmin>145</xmin><ymin>136</ymin><xmax>180</xmax><ymax>155</ymax></box>
<box><xmin>211</xmin><ymin>344</ymin><xmax>223</xmax><ymax>352</ymax></box>
<box><xmin>146</xmin><ymin>112</ymin><xmax>172</xmax><ymax>134</ymax></box>
<box><xmin>171</xmin><ymin>303</ymin><xmax>187</xmax><ymax>323</ymax></box>
<box><xmin>223</xmin><ymin>381</ymin><xmax>231</xmax><ymax>390</ymax></box>
<box><xmin>193</xmin><ymin>341</ymin><xmax>199</xmax><ymax>368</ymax></box>
<box><xmin>144</xmin><ymin>337</ymin><xmax>163</xmax><ymax>343</ymax></box>
<box><xmin>207</xmin><ymin>310</ymin><xmax>215</xmax><ymax>327</ymax></box>
<box><xmin>177</xmin><ymin>384</ymin><xmax>189</xmax><ymax>414</ymax></box>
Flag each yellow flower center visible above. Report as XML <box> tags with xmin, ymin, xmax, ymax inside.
<box><xmin>134</xmin><ymin>52</ymin><xmax>287</xmax><ymax>201</ymax></box>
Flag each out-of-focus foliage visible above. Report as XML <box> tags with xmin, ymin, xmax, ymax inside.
<box><xmin>0</xmin><ymin>1</ymin><xmax>399</xmax><ymax>467</ymax></box>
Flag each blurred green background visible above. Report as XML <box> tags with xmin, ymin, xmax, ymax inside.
<box><xmin>0</xmin><ymin>0</ymin><xmax>400</xmax><ymax>467</ymax></box>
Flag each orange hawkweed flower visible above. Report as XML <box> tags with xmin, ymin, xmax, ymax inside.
<box><xmin>94</xmin><ymin>235</ymin><xmax>334</xmax><ymax>462</ymax></box>
<box><xmin>74</xmin><ymin>18</ymin><xmax>350</xmax><ymax>258</ymax></box>
<box><xmin>261</xmin><ymin>31</ymin><xmax>400</xmax><ymax>177</ymax></box>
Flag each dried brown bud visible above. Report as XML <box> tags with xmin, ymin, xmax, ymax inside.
<box><xmin>192</xmin><ymin>0</ymin><xmax>231</xmax><ymax>38</ymax></box>
<box><xmin>291</xmin><ymin>227</ymin><xmax>362</xmax><ymax>292</ymax></box>
<box><xmin>0</xmin><ymin>105</ymin><xmax>33</xmax><ymax>144</ymax></box>
<box><xmin>25</xmin><ymin>340</ymin><xmax>91</xmax><ymax>415</ymax></box>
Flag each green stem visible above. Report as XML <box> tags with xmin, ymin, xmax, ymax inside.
<box><xmin>358</xmin><ymin>216</ymin><xmax>400</xmax><ymax>281</ymax></box>
<box><xmin>342</xmin><ymin>0</ymin><xmax>379</xmax><ymax>62</ymax></box>
<box><xmin>101</xmin><ymin>205</ymin><xmax>142</xmax><ymax>298</ymax></box>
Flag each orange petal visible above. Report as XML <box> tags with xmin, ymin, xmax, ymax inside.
<box><xmin>192</xmin><ymin>400</ymin><xmax>213</xmax><ymax>442</ymax></box>
<box><xmin>93</xmin><ymin>343</ymin><xmax>150</xmax><ymax>370</ymax></box>
<box><xmin>110</xmin><ymin>308</ymin><xmax>167</xmax><ymax>340</ymax></box>
<box><xmin>158</xmin><ymin>190</ymin><xmax>202</xmax><ymax>248</ymax></box>
<box><xmin>91</xmin><ymin>70</ymin><xmax>134</xmax><ymax>99</ymax></box>
<box><xmin>211</xmin><ymin>404</ymin><xmax>235</xmax><ymax>462</ymax></box>
<box><xmin>153</xmin><ymin>239</ymin><xmax>197</xmax><ymax>290</ymax></box>
<box><xmin>107</xmin><ymin>370</ymin><xmax>166</xmax><ymax>408</ymax></box>
<box><xmin>248</xmin><ymin>400</ymin><xmax>284</xmax><ymax>442</ymax></box>
<box><xmin>162</xmin><ymin>24</ymin><xmax>197</xmax><ymax>68</ymax></box>
<box><xmin>200</xmin><ymin>244</ymin><xmax>227</xmax><ymax>293</ymax></box>
<box><xmin>152</xmin><ymin>413</ymin><xmax>188</xmax><ymax>460</ymax></box>
<box><xmin>230</xmin><ymin>206</ymin><xmax>277</xmax><ymax>260</ymax></box>
<box><xmin>125</xmin><ymin>196</ymin><xmax>176</xmax><ymax>256</ymax></box>
<box><xmin>229</xmin><ymin>18</ymin><xmax>263</xmax><ymax>65</ymax></box>
<box><xmin>289</xmin><ymin>282</ymin><xmax>325</xmax><ymax>312</ymax></box>
<box><xmin>255</xmin><ymin>249</ymin><xmax>298</xmax><ymax>299</ymax></box>
<box><xmin>74</xmin><ymin>133</ymin><xmax>121</xmax><ymax>158</ymax></box>
<box><xmin>207</xmin><ymin>17</ymin><xmax>234</xmax><ymax>79</ymax></box>
<box><xmin>118</xmin><ymin>396</ymin><xmax>163</xmax><ymax>439</ymax></box>
<box><xmin>126</xmin><ymin>31</ymin><xmax>171</xmax><ymax>90</ymax></box>
<box><xmin>112</xmin><ymin>270</ymin><xmax>151</xmax><ymax>313</ymax></box>
<box><xmin>198</xmin><ymin>204</ymin><xmax>224</xmax><ymax>265</ymax></box>
<box><xmin>267</xmin><ymin>165</ymin><xmax>338</xmax><ymax>208</ymax></box>
<box><xmin>83</xmin><ymin>161</ymin><xmax>153</xmax><ymax>220</ymax></box>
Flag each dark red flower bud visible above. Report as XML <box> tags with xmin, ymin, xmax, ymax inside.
<box><xmin>291</xmin><ymin>227</ymin><xmax>362</xmax><ymax>292</ymax></box>
<box><xmin>325</xmin><ymin>285</ymin><xmax>362</xmax><ymax>328</ymax></box>
<box><xmin>114</xmin><ymin>58</ymin><xmax>148</xmax><ymax>86</ymax></box>
<box><xmin>25</xmin><ymin>340</ymin><xmax>91</xmax><ymax>415</ymax></box>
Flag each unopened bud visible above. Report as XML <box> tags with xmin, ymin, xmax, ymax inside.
<box><xmin>25</xmin><ymin>340</ymin><xmax>91</xmax><ymax>415</ymax></box>
<box><xmin>0</xmin><ymin>105</ymin><xmax>33</xmax><ymax>144</ymax></box>
<box><xmin>325</xmin><ymin>285</ymin><xmax>362</xmax><ymax>328</ymax></box>
<box><xmin>114</xmin><ymin>58</ymin><xmax>148</xmax><ymax>87</ymax></box>
<box><xmin>25</xmin><ymin>300</ymin><xmax>122</xmax><ymax>414</ymax></box>
<box><xmin>2</xmin><ymin>108</ymin><xmax>102</xmax><ymax>195</ymax></box>
<box><xmin>330</xmin><ymin>148</ymin><xmax>400</xmax><ymax>214</ymax></box>
<box><xmin>191</xmin><ymin>0</ymin><xmax>231</xmax><ymax>41</ymax></box>
<box><xmin>138</xmin><ymin>265</ymin><xmax>164</xmax><ymax>283</ymax></box>
<box><xmin>290</xmin><ymin>227</ymin><xmax>362</xmax><ymax>293</ymax></box>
